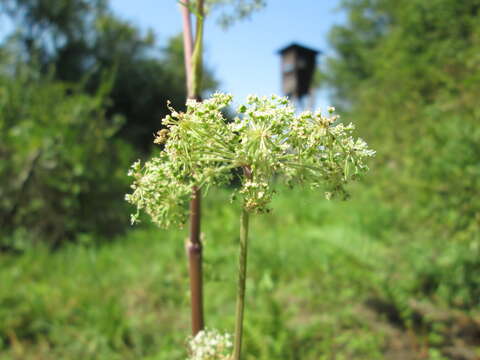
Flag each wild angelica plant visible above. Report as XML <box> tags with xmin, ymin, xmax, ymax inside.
<box><xmin>126</xmin><ymin>92</ymin><xmax>375</xmax><ymax>359</ymax></box>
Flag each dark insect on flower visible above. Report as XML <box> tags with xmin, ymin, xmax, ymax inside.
<box><xmin>154</xmin><ymin>129</ymin><xmax>170</xmax><ymax>144</ymax></box>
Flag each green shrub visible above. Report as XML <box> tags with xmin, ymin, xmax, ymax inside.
<box><xmin>0</xmin><ymin>64</ymin><xmax>133</xmax><ymax>248</ymax></box>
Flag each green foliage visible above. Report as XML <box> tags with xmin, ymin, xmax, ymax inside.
<box><xmin>326</xmin><ymin>0</ymin><xmax>480</xmax><ymax>310</ymax></box>
<box><xmin>0</xmin><ymin>62</ymin><xmax>133</xmax><ymax>247</ymax></box>
<box><xmin>1</xmin><ymin>188</ymin><xmax>478</xmax><ymax>359</ymax></box>
<box><xmin>0</xmin><ymin>188</ymin><xmax>399</xmax><ymax>360</ymax></box>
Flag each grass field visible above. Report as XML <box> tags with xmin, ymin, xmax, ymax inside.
<box><xmin>0</xmin><ymin>186</ymin><xmax>478</xmax><ymax>359</ymax></box>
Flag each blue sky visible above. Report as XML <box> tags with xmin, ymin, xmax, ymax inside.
<box><xmin>113</xmin><ymin>1</ymin><xmax>345</xmax><ymax>108</ymax></box>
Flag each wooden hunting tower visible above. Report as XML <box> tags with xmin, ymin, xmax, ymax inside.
<box><xmin>278</xmin><ymin>43</ymin><xmax>320</xmax><ymax>99</ymax></box>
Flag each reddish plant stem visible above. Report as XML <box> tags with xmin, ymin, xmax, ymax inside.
<box><xmin>188</xmin><ymin>186</ymin><xmax>204</xmax><ymax>334</ymax></box>
<box><xmin>179</xmin><ymin>0</ymin><xmax>204</xmax><ymax>335</ymax></box>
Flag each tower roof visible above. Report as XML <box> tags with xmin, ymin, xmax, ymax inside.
<box><xmin>278</xmin><ymin>43</ymin><xmax>321</xmax><ymax>56</ymax></box>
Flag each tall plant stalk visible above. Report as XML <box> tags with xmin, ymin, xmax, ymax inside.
<box><xmin>179</xmin><ymin>0</ymin><xmax>205</xmax><ymax>335</ymax></box>
<box><xmin>233</xmin><ymin>205</ymin><xmax>249</xmax><ymax>360</ymax></box>
<box><xmin>232</xmin><ymin>166</ymin><xmax>252</xmax><ymax>360</ymax></box>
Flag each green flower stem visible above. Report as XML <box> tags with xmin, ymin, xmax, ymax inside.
<box><xmin>191</xmin><ymin>0</ymin><xmax>204</xmax><ymax>97</ymax></box>
<box><xmin>233</xmin><ymin>205</ymin><xmax>250</xmax><ymax>360</ymax></box>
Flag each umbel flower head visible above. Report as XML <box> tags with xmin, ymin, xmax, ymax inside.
<box><xmin>125</xmin><ymin>93</ymin><xmax>375</xmax><ymax>227</ymax></box>
<box><xmin>187</xmin><ymin>328</ymin><xmax>233</xmax><ymax>360</ymax></box>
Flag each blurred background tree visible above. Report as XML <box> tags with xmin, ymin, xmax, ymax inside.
<box><xmin>0</xmin><ymin>0</ymin><xmax>217</xmax><ymax>150</ymax></box>
<box><xmin>0</xmin><ymin>59</ymin><xmax>132</xmax><ymax>248</ymax></box>
<box><xmin>0</xmin><ymin>0</ymin><xmax>217</xmax><ymax>247</ymax></box>
<box><xmin>326</xmin><ymin>0</ymin><xmax>480</xmax><ymax>309</ymax></box>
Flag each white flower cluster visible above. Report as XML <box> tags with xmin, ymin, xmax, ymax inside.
<box><xmin>126</xmin><ymin>92</ymin><xmax>375</xmax><ymax>227</ymax></box>
<box><xmin>187</xmin><ymin>329</ymin><xmax>233</xmax><ymax>360</ymax></box>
